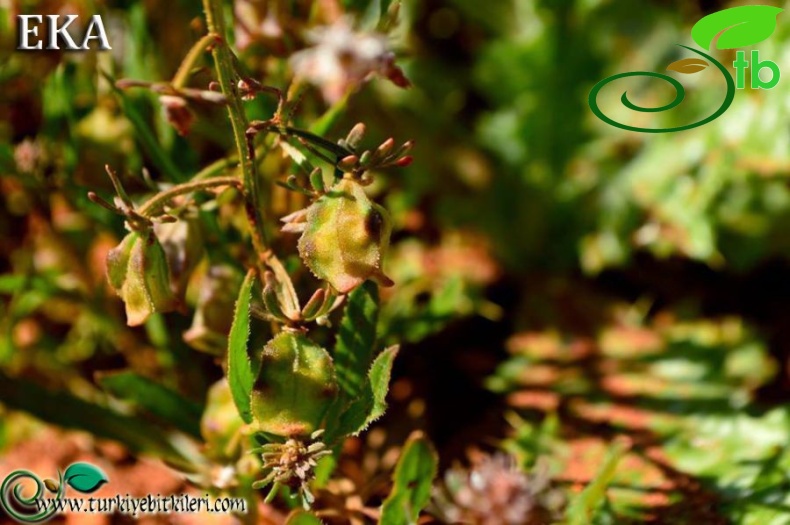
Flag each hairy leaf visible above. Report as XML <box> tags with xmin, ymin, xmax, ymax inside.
<box><xmin>328</xmin><ymin>346</ymin><xmax>398</xmax><ymax>440</ymax></box>
<box><xmin>228</xmin><ymin>269</ymin><xmax>258</xmax><ymax>424</ymax></box>
<box><xmin>334</xmin><ymin>281</ymin><xmax>379</xmax><ymax>399</ymax></box>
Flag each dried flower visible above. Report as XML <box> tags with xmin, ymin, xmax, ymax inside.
<box><xmin>252</xmin><ymin>429</ymin><xmax>332</xmax><ymax>507</ymax></box>
<box><xmin>159</xmin><ymin>95</ymin><xmax>195</xmax><ymax>137</ymax></box>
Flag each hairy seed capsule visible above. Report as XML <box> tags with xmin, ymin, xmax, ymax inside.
<box><xmin>297</xmin><ymin>177</ymin><xmax>393</xmax><ymax>294</ymax></box>
<box><xmin>106</xmin><ymin>231</ymin><xmax>178</xmax><ymax>326</ymax></box>
<box><xmin>250</xmin><ymin>331</ymin><xmax>338</xmax><ymax>438</ymax></box>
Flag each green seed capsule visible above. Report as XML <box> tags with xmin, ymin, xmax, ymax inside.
<box><xmin>106</xmin><ymin>231</ymin><xmax>178</xmax><ymax>326</ymax></box>
<box><xmin>297</xmin><ymin>177</ymin><xmax>393</xmax><ymax>294</ymax></box>
<box><xmin>250</xmin><ymin>331</ymin><xmax>338</xmax><ymax>438</ymax></box>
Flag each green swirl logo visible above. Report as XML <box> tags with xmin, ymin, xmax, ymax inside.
<box><xmin>589</xmin><ymin>5</ymin><xmax>783</xmax><ymax>133</ymax></box>
<box><xmin>1</xmin><ymin>463</ymin><xmax>108</xmax><ymax>523</ymax></box>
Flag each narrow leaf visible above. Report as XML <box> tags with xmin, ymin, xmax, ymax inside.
<box><xmin>334</xmin><ymin>281</ymin><xmax>380</xmax><ymax>399</ymax></box>
<box><xmin>0</xmin><ymin>371</ymin><xmax>192</xmax><ymax>469</ymax></box>
<box><xmin>266</xmin><ymin>255</ymin><xmax>300</xmax><ymax>320</ymax></box>
<box><xmin>567</xmin><ymin>439</ymin><xmax>629</xmax><ymax>525</ymax></box>
<box><xmin>691</xmin><ymin>6</ymin><xmax>783</xmax><ymax>50</ymax></box>
<box><xmin>379</xmin><ymin>431</ymin><xmax>438</xmax><ymax>525</ymax></box>
<box><xmin>666</xmin><ymin>58</ymin><xmax>709</xmax><ymax>74</ymax></box>
<box><xmin>228</xmin><ymin>269</ymin><xmax>258</xmax><ymax>424</ymax></box>
<box><xmin>97</xmin><ymin>371</ymin><xmax>202</xmax><ymax>438</ymax></box>
<box><xmin>368</xmin><ymin>345</ymin><xmax>399</xmax><ymax>423</ymax></box>
<box><xmin>63</xmin><ymin>463</ymin><xmax>109</xmax><ymax>494</ymax></box>
<box><xmin>101</xmin><ymin>71</ymin><xmax>185</xmax><ymax>181</ymax></box>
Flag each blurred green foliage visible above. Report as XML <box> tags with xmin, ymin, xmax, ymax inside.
<box><xmin>4</xmin><ymin>0</ymin><xmax>790</xmax><ymax>522</ymax></box>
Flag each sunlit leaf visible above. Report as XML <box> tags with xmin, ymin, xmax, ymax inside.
<box><xmin>228</xmin><ymin>269</ymin><xmax>258</xmax><ymax>424</ymax></box>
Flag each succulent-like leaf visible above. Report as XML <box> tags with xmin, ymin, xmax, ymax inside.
<box><xmin>379</xmin><ymin>431</ymin><xmax>438</xmax><ymax>525</ymax></box>
<box><xmin>228</xmin><ymin>269</ymin><xmax>258</xmax><ymax>424</ymax></box>
<box><xmin>691</xmin><ymin>6</ymin><xmax>783</xmax><ymax>50</ymax></box>
<box><xmin>666</xmin><ymin>58</ymin><xmax>709</xmax><ymax>74</ymax></box>
<box><xmin>63</xmin><ymin>463</ymin><xmax>108</xmax><ymax>494</ymax></box>
<box><xmin>298</xmin><ymin>178</ymin><xmax>393</xmax><ymax>294</ymax></box>
<box><xmin>250</xmin><ymin>331</ymin><xmax>338</xmax><ymax>437</ymax></box>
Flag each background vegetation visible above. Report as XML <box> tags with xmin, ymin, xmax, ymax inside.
<box><xmin>3</xmin><ymin>0</ymin><xmax>790</xmax><ymax>523</ymax></box>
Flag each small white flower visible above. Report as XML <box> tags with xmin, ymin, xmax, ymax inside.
<box><xmin>291</xmin><ymin>18</ymin><xmax>409</xmax><ymax>103</ymax></box>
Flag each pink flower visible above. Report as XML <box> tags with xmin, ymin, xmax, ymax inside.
<box><xmin>290</xmin><ymin>19</ymin><xmax>410</xmax><ymax>103</ymax></box>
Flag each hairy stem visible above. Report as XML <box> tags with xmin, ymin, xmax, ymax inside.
<box><xmin>202</xmin><ymin>0</ymin><xmax>270</xmax><ymax>270</ymax></box>
<box><xmin>138</xmin><ymin>176</ymin><xmax>242</xmax><ymax>217</ymax></box>
<box><xmin>172</xmin><ymin>33</ymin><xmax>220</xmax><ymax>89</ymax></box>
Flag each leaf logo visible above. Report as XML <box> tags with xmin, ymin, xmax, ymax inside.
<box><xmin>667</xmin><ymin>58</ymin><xmax>709</xmax><ymax>74</ymax></box>
<box><xmin>692</xmin><ymin>5</ymin><xmax>783</xmax><ymax>50</ymax></box>
<box><xmin>63</xmin><ymin>463</ymin><xmax>109</xmax><ymax>493</ymax></box>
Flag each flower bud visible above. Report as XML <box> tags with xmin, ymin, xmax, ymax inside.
<box><xmin>250</xmin><ymin>331</ymin><xmax>338</xmax><ymax>438</ymax></box>
<box><xmin>345</xmin><ymin>123</ymin><xmax>366</xmax><ymax>149</ymax></box>
<box><xmin>106</xmin><ymin>231</ymin><xmax>179</xmax><ymax>326</ymax></box>
<box><xmin>298</xmin><ymin>178</ymin><xmax>393</xmax><ymax>294</ymax></box>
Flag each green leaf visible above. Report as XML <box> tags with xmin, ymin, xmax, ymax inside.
<box><xmin>367</xmin><ymin>345</ymin><xmax>399</xmax><ymax>423</ymax></box>
<box><xmin>63</xmin><ymin>463</ymin><xmax>108</xmax><ymax>494</ymax></box>
<box><xmin>567</xmin><ymin>439</ymin><xmax>629</xmax><ymax>525</ymax></box>
<box><xmin>691</xmin><ymin>6</ymin><xmax>783</xmax><ymax>50</ymax></box>
<box><xmin>334</xmin><ymin>281</ymin><xmax>380</xmax><ymax>399</ymax></box>
<box><xmin>97</xmin><ymin>371</ymin><xmax>203</xmax><ymax>438</ymax></box>
<box><xmin>285</xmin><ymin>510</ymin><xmax>324</xmax><ymax>525</ymax></box>
<box><xmin>228</xmin><ymin>269</ymin><xmax>258</xmax><ymax>424</ymax></box>
<box><xmin>328</xmin><ymin>346</ymin><xmax>398</xmax><ymax>440</ymax></box>
<box><xmin>379</xmin><ymin>431</ymin><xmax>438</xmax><ymax>525</ymax></box>
<box><xmin>102</xmin><ymin>70</ymin><xmax>185</xmax><ymax>182</ymax></box>
<box><xmin>0</xmin><ymin>371</ymin><xmax>193</xmax><ymax>470</ymax></box>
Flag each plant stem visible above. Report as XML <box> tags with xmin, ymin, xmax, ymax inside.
<box><xmin>172</xmin><ymin>33</ymin><xmax>219</xmax><ymax>89</ymax></box>
<box><xmin>138</xmin><ymin>176</ymin><xmax>242</xmax><ymax>217</ymax></box>
<box><xmin>202</xmin><ymin>0</ymin><xmax>270</xmax><ymax>270</ymax></box>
